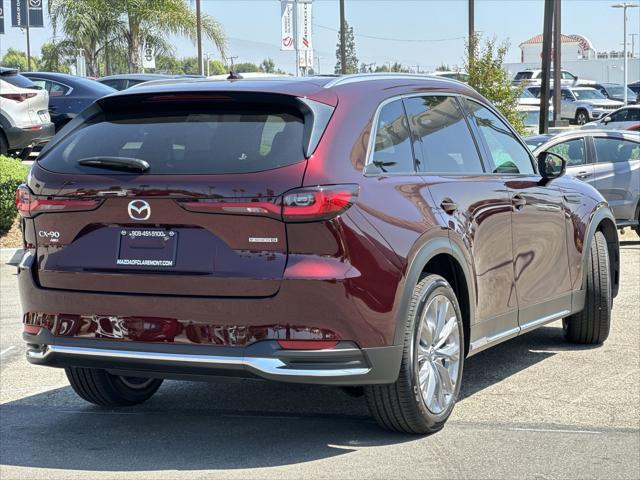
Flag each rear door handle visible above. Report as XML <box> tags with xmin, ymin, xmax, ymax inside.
<box><xmin>512</xmin><ymin>194</ymin><xmax>527</xmax><ymax>211</ymax></box>
<box><xmin>440</xmin><ymin>198</ymin><xmax>458</xmax><ymax>215</ymax></box>
<box><xmin>575</xmin><ymin>170</ymin><xmax>591</xmax><ymax>179</ymax></box>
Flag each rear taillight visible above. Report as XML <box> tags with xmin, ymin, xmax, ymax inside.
<box><xmin>178</xmin><ymin>184</ymin><xmax>359</xmax><ymax>223</ymax></box>
<box><xmin>626</xmin><ymin>124</ymin><xmax>640</xmax><ymax>131</ymax></box>
<box><xmin>277</xmin><ymin>340</ymin><xmax>339</xmax><ymax>350</ymax></box>
<box><xmin>282</xmin><ymin>185</ymin><xmax>359</xmax><ymax>222</ymax></box>
<box><xmin>16</xmin><ymin>185</ymin><xmax>101</xmax><ymax>217</ymax></box>
<box><xmin>0</xmin><ymin>92</ymin><xmax>37</xmax><ymax>102</ymax></box>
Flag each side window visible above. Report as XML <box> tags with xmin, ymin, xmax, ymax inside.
<box><xmin>369</xmin><ymin>99</ymin><xmax>415</xmax><ymax>174</ymax></box>
<box><xmin>562</xmin><ymin>71</ymin><xmax>576</xmax><ymax>81</ymax></box>
<box><xmin>403</xmin><ymin>96</ymin><xmax>484</xmax><ymax>174</ymax></box>
<box><xmin>48</xmin><ymin>81</ymin><xmax>70</xmax><ymax>97</ymax></box>
<box><xmin>101</xmin><ymin>80</ymin><xmax>121</xmax><ymax>90</ymax></box>
<box><xmin>608</xmin><ymin>109</ymin><xmax>629</xmax><ymax>122</ymax></box>
<box><xmin>548</xmin><ymin>138</ymin><xmax>586</xmax><ymax>167</ymax></box>
<box><xmin>594</xmin><ymin>138</ymin><xmax>640</xmax><ymax>163</ymax></box>
<box><xmin>30</xmin><ymin>79</ymin><xmax>46</xmax><ymax>90</ymax></box>
<box><xmin>561</xmin><ymin>89</ymin><xmax>573</xmax><ymax>101</ymax></box>
<box><xmin>463</xmin><ymin>99</ymin><xmax>535</xmax><ymax>174</ymax></box>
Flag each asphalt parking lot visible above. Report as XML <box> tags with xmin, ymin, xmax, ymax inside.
<box><xmin>1</xmin><ymin>232</ymin><xmax>638</xmax><ymax>480</ymax></box>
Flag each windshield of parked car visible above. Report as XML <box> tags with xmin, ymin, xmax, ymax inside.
<box><xmin>514</xmin><ymin>72</ymin><xmax>534</xmax><ymax>80</ymax></box>
<box><xmin>1</xmin><ymin>73</ymin><xmax>38</xmax><ymax>89</ymax></box>
<box><xmin>572</xmin><ymin>89</ymin><xmax>606</xmax><ymax>100</ymax></box>
<box><xmin>605</xmin><ymin>85</ymin><xmax>636</xmax><ymax>98</ymax></box>
<box><xmin>520</xmin><ymin>89</ymin><xmax>535</xmax><ymax>98</ymax></box>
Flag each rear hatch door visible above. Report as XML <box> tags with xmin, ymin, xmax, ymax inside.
<box><xmin>29</xmin><ymin>91</ymin><xmax>332</xmax><ymax>297</ymax></box>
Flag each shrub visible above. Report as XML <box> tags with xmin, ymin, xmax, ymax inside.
<box><xmin>0</xmin><ymin>156</ymin><xmax>28</xmax><ymax>233</ymax></box>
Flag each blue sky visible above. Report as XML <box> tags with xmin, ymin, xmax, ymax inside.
<box><xmin>1</xmin><ymin>0</ymin><xmax>638</xmax><ymax>73</ymax></box>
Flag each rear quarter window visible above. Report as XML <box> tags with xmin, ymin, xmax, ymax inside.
<box><xmin>37</xmin><ymin>102</ymin><xmax>306</xmax><ymax>175</ymax></box>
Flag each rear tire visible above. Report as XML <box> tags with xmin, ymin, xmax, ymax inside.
<box><xmin>563</xmin><ymin>231</ymin><xmax>611</xmax><ymax>344</ymax></box>
<box><xmin>66</xmin><ymin>367</ymin><xmax>163</xmax><ymax>406</ymax></box>
<box><xmin>365</xmin><ymin>274</ymin><xmax>464</xmax><ymax>434</ymax></box>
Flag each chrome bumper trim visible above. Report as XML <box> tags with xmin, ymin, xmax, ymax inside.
<box><xmin>28</xmin><ymin>345</ymin><xmax>371</xmax><ymax>378</ymax></box>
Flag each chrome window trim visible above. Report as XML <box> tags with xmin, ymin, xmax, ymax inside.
<box><xmin>27</xmin><ymin>76</ymin><xmax>74</xmax><ymax>97</ymax></box>
<box><xmin>324</xmin><ymin>73</ymin><xmax>465</xmax><ymax>89</ymax></box>
<box><xmin>363</xmin><ymin>91</ymin><xmax>538</xmax><ymax>178</ymax></box>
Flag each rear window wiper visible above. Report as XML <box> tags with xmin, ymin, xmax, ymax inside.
<box><xmin>77</xmin><ymin>156</ymin><xmax>150</xmax><ymax>173</ymax></box>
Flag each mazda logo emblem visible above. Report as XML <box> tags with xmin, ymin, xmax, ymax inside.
<box><xmin>128</xmin><ymin>200</ymin><xmax>151</xmax><ymax>221</ymax></box>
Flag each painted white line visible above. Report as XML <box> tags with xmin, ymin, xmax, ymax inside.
<box><xmin>509</xmin><ymin>427</ymin><xmax>602</xmax><ymax>435</ymax></box>
<box><xmin>0</xmin><ymin>346</ymin><xmax>17</xmax><ymax>356</ymax></box>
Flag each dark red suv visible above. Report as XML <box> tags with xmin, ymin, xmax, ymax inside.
<box><xmin>17</xmin><ymin>74</ymin><xmax>620</xmax><ymax>434</ymax></box>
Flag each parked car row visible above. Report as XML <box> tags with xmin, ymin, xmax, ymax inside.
<box><xmin>526</xmin><ymin>129</ymin><xmax>640</xmax><ymax>233</ymax></box>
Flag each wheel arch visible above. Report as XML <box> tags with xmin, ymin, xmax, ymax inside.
<box><xmin>393</xmin><ymin>235</ymin><xmax>475</xmax><ymax>356</ymax></box>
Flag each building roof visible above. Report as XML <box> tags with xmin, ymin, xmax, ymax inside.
<box><xmin>520</xmin><ymin>33</ymin><xmax>580</xmax><ymax>46</ymax></box>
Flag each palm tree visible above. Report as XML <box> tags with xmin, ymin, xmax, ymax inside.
<box><xmin>49</xmin><ymin>0</ymin><xmax>225</xmax><ymax>75</ymax></box>
<box><xmin>114</xmin><ymin>0</ymin><xmax>225</xmax><ymax>73</ymax></box>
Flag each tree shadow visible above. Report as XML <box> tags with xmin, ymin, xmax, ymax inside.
<box><xmin>0</xmin><ymin>324</ymin><xmax>593</xmax><ymax>472</ymax></box>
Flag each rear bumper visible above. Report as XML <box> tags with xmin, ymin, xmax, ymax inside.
<box><xmin>4</xmin><ymin>122</ymin><xmax>55</xmax><ymax>150</ymax></box>
<box><xmin>24</xmin><ymin>329</ymin><xmax>402</xmax><ymax>385</ymax></box>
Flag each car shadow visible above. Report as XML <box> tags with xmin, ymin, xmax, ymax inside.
<box><xmin>0</xmin><ymin>324</ymin><xmax>589</xmax><ymax>472</ymax></box>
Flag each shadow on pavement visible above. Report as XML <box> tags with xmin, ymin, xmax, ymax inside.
<box><xmin>0</xmin><ymin>324</ymin><xmax>586</xmax><ymax>472</ymax></box>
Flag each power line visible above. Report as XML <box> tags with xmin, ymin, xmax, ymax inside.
<box><xmin>313</xmin><ymin>23</ymin><xmax>465</xmax><ymax>43</ymax></box>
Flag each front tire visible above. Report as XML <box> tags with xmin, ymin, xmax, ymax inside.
<box><xmin>365</xmin><ymin>274</ymin><xmax>464</xmax><ymax>434</ymax></box>
<box><xmin>66</xmin><ymin>367</ymin><xmax>163</xmax><ymax>406</ymax></box>
<box><xmin>575</xmin><ymin>109</ymin><xmax>589</xmax><ymax>125</ymax></box>
<box><xmin>563</xmin><ymin>231</ymin><xmax>611</xmax><ymax>344</ymax></box>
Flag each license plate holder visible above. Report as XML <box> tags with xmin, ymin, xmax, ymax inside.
<box><xmin>116</xmin><ymin>229</ymin><xmax>178</xmax><ymax>268</ymax></box>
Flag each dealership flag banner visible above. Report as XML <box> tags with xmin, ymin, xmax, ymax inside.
<box><xmin>296</xmin><ymin>0</ymin><xmax>312</xmax><ymax>51</ymax></box>
<box><xmin>280</xmin><ymin>1</ymin><xmax>294</xmax><ymax>51</ymax></box>
<box><xmin>11</xmin><ymin>0</ymin><xmax>44</xmax><ymax>28</ymax></box>
<box><xmin>0</xmin><ymin>4</ymin><xmax>5</xmax><ymax>34</ymax></box>
<box><xmin>141</xmin><ymin>43</ymin><xmax>156</xmax><ymax>69</ymax></box>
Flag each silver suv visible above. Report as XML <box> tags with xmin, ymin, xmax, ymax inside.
<box><xmin>533</xmin><ymin>130</ymin><xmax>640</xmax><ymax>233</ymax></box>
<box><xmin>527</xmin><ymin>86</ymin><xmax>624</xmax><ymax>125</ymax></box>
<box><xmin>0</xmin><ymin>68</ymin><xmax>54</xmax><ymax>157</ymax></box>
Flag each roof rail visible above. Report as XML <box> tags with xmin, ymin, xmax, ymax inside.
<box><xmin>322</xmin><ymin>72</ymin><xmax>466</xmax><ymax>89</ymax></box>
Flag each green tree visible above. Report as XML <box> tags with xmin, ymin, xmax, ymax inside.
<box><xmin>1</xmin><ymin>49</ymin><xmax>39</xmax><ymax>71</ymax></box>
<box><xmin>334</xmin><ymin>21</ymin><xmax>358</xmax><ymax>74</ymax></box>
<box><xmin>464</xmin><ymin>35</ymin><xmax>525</xmax><ymax>135</ymax></box>
<box><xmin>260</xmin><ymin>58</ymin><xmax>276</xmax><ymax>74</ymax></box>
<box><xmin>435</xmin><ymin>63</ymin><xmax>450</xmax><ymax>72</ymax></box>
<box><xmin>39</xmin><ymin>42</ymin><xmax>74</xmax><ymax>73</ymax></box>
<box><xmin>208</xmin><ymin>59</ymin><xmax>227</xmax><ymax>75</ymax></box>
<box><xmin>233</xmin><ymin>62</ymin><xmax>260</xmax><ymax>73</ymax></box>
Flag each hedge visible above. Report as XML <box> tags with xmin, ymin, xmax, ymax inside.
<box><xmin>0</xmin><ymin>156</ymin><xmax>28</xmax><ymax>233</ymax></box>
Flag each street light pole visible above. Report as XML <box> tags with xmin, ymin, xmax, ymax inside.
<box><xmin>196</xmin><ymin>0</ymin><xmax>203</xmax><ymax>75</ymax></box>
<box><xmin>612</xmin><ymin>3</ymin><xmax>639</xmax><ymax>104</ymax></box>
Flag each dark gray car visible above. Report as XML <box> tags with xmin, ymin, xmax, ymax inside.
<box><xmin>534</xmin><ymin>130</ymin><xmax>640</xmax><ymax>232</ymax></box>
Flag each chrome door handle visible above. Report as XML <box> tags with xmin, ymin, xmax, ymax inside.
<box><xmin>440</xmin><ymin>198</ymin><xmax>458</xmax><ymax>215</ymax></box>
<box><xmin>512</xmin><ymin>194</ymin><xmax>527</xmax><ymax>211</ymax></box>
<box><xmin>575</xmin><ymin>171</ymin><xmax>591</xmax><ymax>180</ymax></box>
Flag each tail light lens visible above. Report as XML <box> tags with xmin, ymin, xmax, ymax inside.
<box><xmin>178</xmin><ymin>184</ymin><xmax>359</xmax><ymax>223</ymax></box>
<box><xmin>282</xmin><ymin>184</ymin><xmax>359</xmax><ymax>222</ymax></box>
<box><xmin>0</xmin><ymin>92</ymin><xmax>37</xmax><ymax>102</ymax></box>
<box><xmin>626</xmin><ymin>124</ymin><xmax>639</xmax><ymax>131</ymax></box>
<box><xmin>277</xmin><ymin>340</ymin><xmax>339</xmax><ymax>350</ymax></box>
<box><xmin>16</xmin><ymin>185</ymin><xmax>101</xmax><ymax>217</ymax></box>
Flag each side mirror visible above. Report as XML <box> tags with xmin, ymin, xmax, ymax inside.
<box><xmin>602</xmin><ymin>116</ymin><xmax>611</xmax><ymax>124</ymax></box>
<box><xmin>537</xmin><ymin>151</ymin><xmax>566</xmax><ymax>180</ymax></box>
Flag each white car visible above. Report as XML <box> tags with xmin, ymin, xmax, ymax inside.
<box><xmin>582</xmin><ymin>105</ymin><xmax>640</xmax><ymax>131</ymax></box>
<box><xmin>512</xmin><ymin>69</ymin><xmax>595</xmax><ymax>86</ymax></box>
<box><xmin>0</xmin><ymin>67</ymin><xmax>55</xmax><ymax>156</ymax></box>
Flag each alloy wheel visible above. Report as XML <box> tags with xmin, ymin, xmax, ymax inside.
<box><xmin>416</xmin><ymin>294</ymin><xmax>461</xmax><ymax>415</ymax></box>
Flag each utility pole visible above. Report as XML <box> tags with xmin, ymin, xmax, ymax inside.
<box><xmin>294</xmin><ymin>0</ymin><xmax>300</xmax><ymax>76</ymax></box>
<box><xmin>468</xmin><ymin>0</ymin><xmax>474</xmax><ymax>67</ymax></box>
<box><xmin>316</xmin><ymin>55</ymin><xmax>322</xmax><ymax>74</ymax></box>
<box><xmin>539</xmin><ymin>0</ymin><xmax>553</xmax><ymax>134</ymax></box>
<box><xmin>25</xmin><ymin>2</ymin><xmax>32</xmax><ymax>71</ymax></box>
<box><xmin>612</xmin><ymin>3</ymin><xmax>639</xmax><ymax>104</ymax></box>
<box><xmin>196</xmin><ymin>0</ymin><xmax>203</xmax><ymax>75</ymax></box>
<box><xmin>552</xmin><ymin>0</ymin><xmax>561</xmax><ymax>125</ymax></box>
<box><xmin>339</xmin><ymin>0</ymin><xmax>347</xmax><ymax>74</ymax></box>
<box><xmin>631</xmin><ymin>33</ymin><xmax>638</xmax><ymax>58</ymax></box>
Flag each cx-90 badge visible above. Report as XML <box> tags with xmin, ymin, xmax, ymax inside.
<box><xmin>128</xmin><ymin>200</ymin><xmax>151</xmax><ymax>221</ymax></box>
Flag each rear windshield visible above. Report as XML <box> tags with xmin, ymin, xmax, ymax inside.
<box><xmin>2</xmin><ymin>73</ymin><xmax>37</xmax><ymax>89</ymax></box>
<box><xmin>38</xmin><ymin>104</ymin><xmax>305</xmax><ymax>175</ymax></box>
<box><xmin>514</xmin><ymin>72</ymin><xmax>533</xmax><ymax>80</ymax></box>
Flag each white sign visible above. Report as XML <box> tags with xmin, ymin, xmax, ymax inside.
<box><xmin>280</xmin><ymin>1</ymin><xmax>294</xmax><ymax>51</ymax></box>
<box><xmin>298</xmin><ymin>49</ymin><xmax>313</xmax><ymax>68</ymax></box>
<box><xmin>296</xmin><ymin>0</ymin><xmax>312</xmax><ymax>51</ymax></box>
<box><xmin>142</xmin><ymin>44</ymin><xmax>155</xmax><ymax>69</ymax></box>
